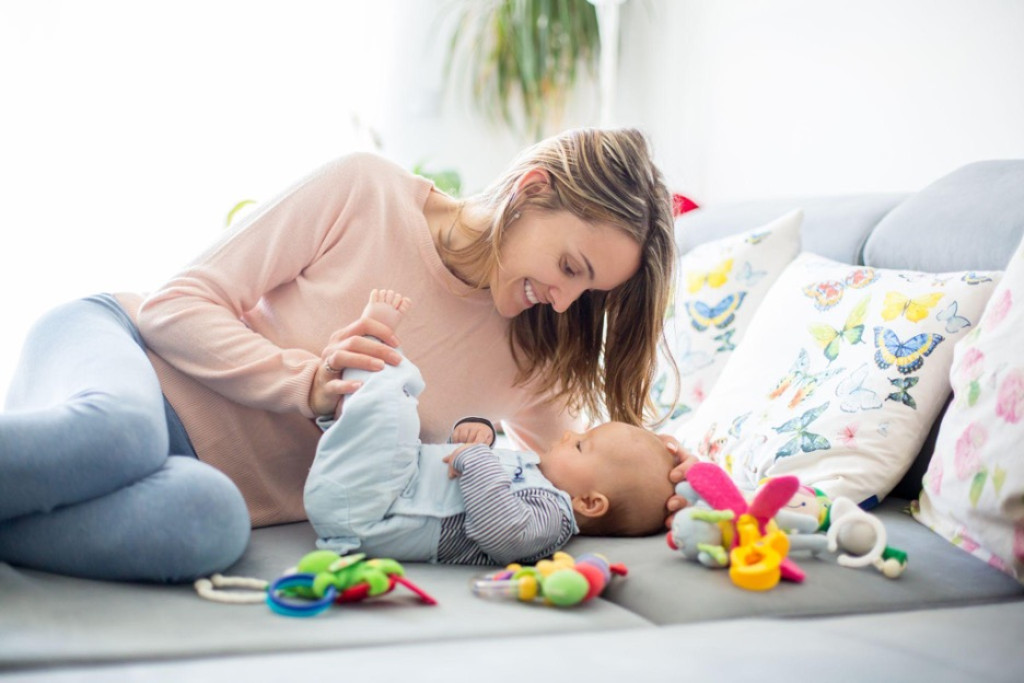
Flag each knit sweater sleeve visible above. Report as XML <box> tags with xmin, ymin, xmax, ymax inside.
<box><xmin>451</xmin><ymin>444</ymin><xmax>574</xmax><ymax>565</ymax></box>
<box><xmin>136</xmin><ymin>155</ymin><xmax>370</xmax><ymax>418</ymax></box>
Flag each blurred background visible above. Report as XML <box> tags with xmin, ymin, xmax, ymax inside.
<box><xmin>2</xmin><ymin>0</ymin><xmax>1023</xmax><ymax>396</ymax></box>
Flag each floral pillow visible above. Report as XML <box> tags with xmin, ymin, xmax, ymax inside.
<box><xmin>653</xmin><ymin>209</ymin><xmax>803</xmax><ymax>431</ymax></box>
<box><xmin>914</xmin><ymin>235</ymin><xmax>1024</xmax><ymax>582</ymax></box>
<box><xmin>671</xmin><ymin>252</ymin><xmax>1000</xmax><ymax>507</ymax></box>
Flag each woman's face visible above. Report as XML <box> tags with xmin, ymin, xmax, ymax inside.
<box><xmin>489</xmin><ymin>210</ymin><xmax>641</xmax><ymax>319</ymax></box>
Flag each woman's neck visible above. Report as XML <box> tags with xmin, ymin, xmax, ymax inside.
<box><xmin>424</xmin><ymin>191</ymin><xmax>489</xmax><ymax>286</ymax></box>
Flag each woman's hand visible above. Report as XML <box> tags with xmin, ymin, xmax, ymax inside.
<box><xmin>308</xmin><ymin>316</ymin><xmax>403</xmax><ymax>417</ymax></box>
<box><xmin>662</xmin><ymin>436</ymin><xmax>699</xmax><ymax>528</ymax></box>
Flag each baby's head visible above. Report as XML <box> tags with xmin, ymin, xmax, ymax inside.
<box><xmin>539</xmin><ymin>422</ymin><xmax>676</xmax><ymax>537</ymax></box>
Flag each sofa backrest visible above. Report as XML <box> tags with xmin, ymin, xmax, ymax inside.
<box><xmin>677</xmin><ymin>193</ymin><xmax>907</xmax><ymax>265</ymax></box>
<box><xmin>863</xmin><ymin>159</ymin><xmax>1024</xmax><ymax>272</ymax></box>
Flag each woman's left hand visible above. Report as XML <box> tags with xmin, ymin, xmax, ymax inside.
<box><xmin>663</xmin><ymin>437</ymin><xmax>699</xmax><ymax>528</ymax></box>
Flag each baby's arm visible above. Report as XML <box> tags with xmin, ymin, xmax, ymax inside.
<box><xmin>445</xmin><ymin>445</ymin><xmax>573</xmax><ymax>565</ymax></box>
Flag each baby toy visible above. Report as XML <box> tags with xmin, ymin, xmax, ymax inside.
<box><xmin>471</xmin><ymin>551</ymin><xmax>627</xmax><ymax>607</ymax></box>
<box><xmin>667</xmin><ymin>462</ymin><xmax>805</xmax><ymax>591</ymax></box>
<box><xmin>778</xmin><ymin>494</ymin><xmax>908</xmax><ymax>579</ymax></box>
<box><xmin>194</xmin><ymin>550</ymin><xmax>437</xmax><ymax>617</ymax></box>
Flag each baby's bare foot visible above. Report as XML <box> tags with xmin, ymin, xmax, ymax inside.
<box><xmin>363</xmin><ymin>289</ymin><xmax>412</xmax><ymax>331</ymax></box>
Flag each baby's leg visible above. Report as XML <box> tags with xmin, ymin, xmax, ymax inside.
<box><xmin>333</xmin><ymin>289</ymin><xmax>412</xmax><ymax>420</ymax></box>
<box><xmin>305</xmin><ymin>292</ymin><xmax>424</xmax><ymax>544</ymax></box>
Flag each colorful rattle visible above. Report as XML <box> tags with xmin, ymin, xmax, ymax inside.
<box><xmin>194</xmin><ymin>550</ymin><xmax>437</xmax><ymax>617</ymax></box>
<box><xmin>471</xmin><ymin>551</ymin><xmax>627</xmax><ymax>607</ymax></box>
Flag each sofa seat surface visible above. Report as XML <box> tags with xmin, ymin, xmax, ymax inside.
<box><xmin>6</xmin><ymin>603</ymin><xmax>1023</xmax><ymax>683</ymax></box>
<box><xmin>567</xmin><ymin>498</ymin><xmax>1024</xmax><ymax>625</ymax></box>
<box><xmin>0</xmin><ymin>522</ymin><xmax>651</xmax><ymax>671</ymax></box>
<box><xmin>3</xmin><ymin>500</ymin><xmax>1021</xmax><ymax>673</ymax></box>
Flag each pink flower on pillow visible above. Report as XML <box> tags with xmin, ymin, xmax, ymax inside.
<box><xmin>925</xmin><ymin>455</ymin><xmax>944</xmax><ymax>495</ymax></box>
<box><xmin>995</xmin><ymin>368</ymin><xmax>1024</xmax><ymax>424</ymax></box>
<box><xmin>955</xmin><ymin>347</ymin><xmax>986</xmax><ymax>385</ymax></box>
<box><xmin>983</xmin><ymin>288</ymin><xmax>1013</xmax><ymax>328</ymax></box>
<box><xmin>957</xmin><ymin>530</ymin><xmax>980</xmax><ymax>553</ymax></box>
<box><xmin>1014</xmin><ymin>523</ymin><xmax>1024</xmax><ymax>563</ymax></box>
<box><xmin>988</xmin><ymin>554</ymin><xmax>1009</xmax><ymax>572</ymax></box>
<box><xmin>954</xmin><ymin>422</ymin><xmax>987</xmax><ymax>479</ymax></box>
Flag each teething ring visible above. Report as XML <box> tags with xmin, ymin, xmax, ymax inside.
<box><xmin>266</xmin><ymin>573</ymin><xmax>337</xmax><ymax>617</ymax></box>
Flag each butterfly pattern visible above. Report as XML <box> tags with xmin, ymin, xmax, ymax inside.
<box><xmin>887</xmin><ymin>376</ymin><xmax>920</xmax><ymax>409</ymax></box>
<box><xmin>774</xmin><ymin>402</ymin><xmax>832</xmax><ymax>458</ymax></box>
<box><xmin>962</xmin><ymin>272</ymin><xmax>993</xmax><ymax>285</ymax></box>
<box><xmin>685</xmin><ymin>292</ymin><xmax>747</xmax><ymax>331</ymax></box>
<box><xmin>686</xmin><ymin>259</ymin><xmax>733</xmax><ymax>293</ymax></box>
<box><xmin>714</xmin><ymin>329</ymin><xmax>736</xmax><ymax>353</ymax></box>
<box><xmin>802</xmin><ymin>267</ymin><xmax>879</xmax><ymax>310</ymax></box>
<box><xmin>835</xmin><ymin>363</ymin><xmax>883</xmax><ymax>413</ymax></box>
<box><xmin>808</xmin><ymin>294</ymin><xmax>869</xmax><ymax>361</ymax></box>
<box><xmin>881</xmin><ymin>291</ymin><xmax>944</xmax><ymax>323</ymax></box>
<box><xmin>734</xmin><ymin>261</ymin><xmax>767</xmax><ymax>287</ymax></box>
<box><xmin>769</xmin><ymin>348</ymin><xmax>845</xmax><ymax>409</ymax></box>
<box><xmin>873</xmin><ymin>327</ymin><xmax>944</xmax><ymax>375</ymax></box>
<box><xmin>672</xmin><ymin>329</ymin><xmax>715</xmax><ymax>375</ymax></box>
<box><xmin>936</xmin><ymin>300</ymin><xmax>971</xmax><ymax>333</ymax></box>
<box><xmin>650</xmin><ymin>373</ymin><xmax>691</xmax><ymax>421</ymax></box>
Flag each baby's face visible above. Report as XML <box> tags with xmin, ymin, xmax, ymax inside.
<box><xmin>540</xmin><ymin>422</ymin><xmax>667</xmax><ymax>497</ymax></box>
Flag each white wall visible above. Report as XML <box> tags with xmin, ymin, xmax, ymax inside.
<box><xmin>0</xmin><ymin>0</ymin><xmax>397</xmax><ymax>395</ymax></box>
<box><xmin>616</xmin><ymin>0</ymin><xmax>1024</xmax><ymax>203</ymax></box>
<box><xmin>2</xmin><ymin>0</ymin><xmax>1023</xmax><ymax>397</ymax></box>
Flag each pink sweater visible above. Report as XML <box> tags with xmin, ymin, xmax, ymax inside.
<box><xmin>118</xmin><ymin>153</ymin><xmax>579</xmax><ymax>527</ymax></box>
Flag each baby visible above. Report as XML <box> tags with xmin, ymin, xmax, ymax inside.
<box><xmin>304</xmin><ymin>290</ymin><xmax>678</xmax><ymax>566</ymax></box>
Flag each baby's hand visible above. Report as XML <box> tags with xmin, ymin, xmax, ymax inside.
<box><xmin>452</xmin><ymin>421</ymin><xmax>494</xmax><ymax>445</ymax></box>
<box><xmin>443</xmin><ymin>444</ymin><xmax>475</xmax><ymax>479</ymax></box>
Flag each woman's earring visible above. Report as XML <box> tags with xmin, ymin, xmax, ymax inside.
<box><xmin>511</xmin><ymin>212</ymin><xmax>520</xmax><ymax>222</ymax></box>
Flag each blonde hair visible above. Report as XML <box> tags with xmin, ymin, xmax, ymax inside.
<box><xmin>440</xmin><ymin>128</ymin><xmax>675</xmax><ymax>427</ymax></box>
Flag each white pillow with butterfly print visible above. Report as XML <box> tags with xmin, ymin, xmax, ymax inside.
<box><xmin>671</xmin><ymin>251</ymin><xmax>1000</xmax><ymax>507</ymax></box>
<box><xmin>652</xmin><ymin>209</ymin><xmax>803</xmax><ymax>431</ymax></box>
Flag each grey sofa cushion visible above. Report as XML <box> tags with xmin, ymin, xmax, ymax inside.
<box><xmin>565</xmin><ymin>499</ymin><xmax>1023</xmax><ymax>626</ymax></box>
<box><xmin>0</xmin><ymin>523</ymin><xmax>650</xmax><ymax>669</ymax></box>
<box><xmin>677</xmin><ymin>193</ymin><xmax>906</xmax><ymax>264</ymax></box>
<box><xmin>863</xmin><ymin>160</ymin><xmax>1024</xmax><ymax>272</ymax></box>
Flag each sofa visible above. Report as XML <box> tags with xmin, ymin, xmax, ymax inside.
<box><xmin>2</xmin><ymin>161</ymin><xmax>1024</xmax><ymax>682</ymax></box>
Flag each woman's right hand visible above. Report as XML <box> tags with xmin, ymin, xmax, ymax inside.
<box><xmin>308</xmin><ymin>316</ymin><xmax>403</xmax><ymax>417</ymax></box>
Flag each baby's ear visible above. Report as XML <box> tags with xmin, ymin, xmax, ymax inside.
<box><xmin>572</xmin><ymin>492</ymin><xmax>610</xmax><ymax>519</ymax></box>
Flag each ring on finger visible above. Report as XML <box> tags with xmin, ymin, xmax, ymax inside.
<box><xmin>324</xmin><ymin>360</ymin><xmax>340</xmax><ymax>373</ymax></box>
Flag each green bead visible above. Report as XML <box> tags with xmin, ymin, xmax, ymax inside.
<box><xmin>542</xmin><ymin>569</ymin><xmax>589</xmax><ymax>606</ymax></box>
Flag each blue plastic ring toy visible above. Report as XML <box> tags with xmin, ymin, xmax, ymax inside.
<box><xmin>266</xmin><ymin>573</ymin><xmax>337</xmax><ymax>617</ymax></box>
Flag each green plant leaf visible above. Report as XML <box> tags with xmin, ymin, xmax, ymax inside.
<box><xmin>444</xmin><ymin>0</ymin><xmax>599</xmax><ymax>140</ymax></box>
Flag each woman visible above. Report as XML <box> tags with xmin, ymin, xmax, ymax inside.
<box><xmin>0</xmin><ymin>127</ymin><xmax>676</xmax><ymax>582</ymax></box>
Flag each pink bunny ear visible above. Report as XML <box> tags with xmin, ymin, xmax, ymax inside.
<box><xmin>748</xmin><ymin>476</ymin><xmax>801</xmax><ymax>525</ymax></box>
<box><xmin>687</xmin><ymin>462</ymin><xmax>748</xmax><ymax>516</ymax></box>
